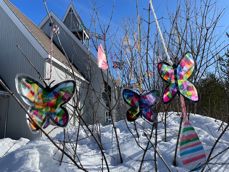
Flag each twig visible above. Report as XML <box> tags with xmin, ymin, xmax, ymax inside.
<box><xmin>144</xmin><ymin>131</ymin><xmax>172</xmax><ymax>172</ymax></box>
<box><xmin>201</xmin><ymin>123</ymin><xmax>229</xmax><ymax>171</ymax></box>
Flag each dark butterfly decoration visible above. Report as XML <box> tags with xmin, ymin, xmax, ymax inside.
<box><xmin>122</xmin><ymin>89</ymin><xmax>159</xmax><ymax>122</ymax></box>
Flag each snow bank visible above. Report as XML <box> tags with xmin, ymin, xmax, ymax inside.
<box><xmin>0</xmin><ymin>112</ymin><xmax>228</xmax><ymax>171</ymax></box>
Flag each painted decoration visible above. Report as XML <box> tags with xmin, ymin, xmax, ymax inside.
<box><xmin>15</xmin><ymin>75</ymin><xmax>76</xmax><ymax>131</ymax></box>
<box><xmin>122</xmin><ymin>89</ymin><xmax>159</xmax><ymax>122</ymax></box>
<box><xmin>158</xmin><ymin>53</ymin><xmax>198</xmax><ymax>103</ymax></box>
<box><xmin>158</xmin><ymin>53</ymin><xmax>206</xmax><ymax>170</ymax></box>
<box><xmin>97</xmin><ymin>44</ymin><xmax>108</xmax><ymax>70</ymax></box>
<box><xmin>179</xmin><ymin>119</ymin><xmax>206</xmax><ymax>170</ymax></box>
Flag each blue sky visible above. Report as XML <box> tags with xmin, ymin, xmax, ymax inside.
<box><xmin>7</xmin><ymin>0</ymin><xmax>229</xmax><ymax>80</ymax></box>
<box><xmin>8</xmin><ymin>0</ymin><xmax>229</xmax><ymax>39</ymax></box>
<box><xmin>9</xmin><ymin>0</ymin><xmax>177</xmax><ymax>26</ymax></box>
<box><xmin>6</xmin><ymin>0</ymin><xmax>228</xmax><ymax>56</ymax></box>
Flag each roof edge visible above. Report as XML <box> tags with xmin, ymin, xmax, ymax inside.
<box><xmin>63</xmin><ymin>3</ymin><xmax>84</xmax><ymax>27</ymax></box>
<box><xmin>0</xmin><ymin>0</ymin><xmax>48</xmax><ymax>60</ymax></box>
<box><xmin>40</xmin><ymin>11</ymin><xmax>113</xmax><ymax>86</ymax></box>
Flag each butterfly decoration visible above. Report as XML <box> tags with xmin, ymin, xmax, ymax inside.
<box><xmin>15</xmin><ymin>75</ymin><xmax>76</xmax><ymax>131</ymax></box>
<box><xmin>157</xmin><ymin>53</ymin><xmax>198</xmax><ymax>103</ymax></box>
<box><xmin>122</xmin><ymin>89</ymin><xmax>159</xmax><ymax>122</ymax></box>
<box><xmin>158</xmin><ymin>53</ymin><xmax>206</xmax><ymax>171</ymax></box>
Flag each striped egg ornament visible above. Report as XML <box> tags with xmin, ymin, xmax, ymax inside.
<box><xmin>179</xmin><ymin>119</ymin><xmax>206</xmax><ymax>170</ymax></box>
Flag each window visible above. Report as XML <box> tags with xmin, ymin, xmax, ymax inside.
<box><xmin>105</xmin><ymin>111</ymin><xmax>112</xmax><ymax>124</ymax></box>
<box><xmin>103</xmin><ymin>81</ymin><xmax>111</xmax><ymax>108</ymax></box>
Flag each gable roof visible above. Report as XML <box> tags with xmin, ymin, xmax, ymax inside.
<box><xmin>63</xmin><ymin>3</ymin><xmax>85</xmax><ymax>30</ymax></box>
<box><xmin>2</xmin><ymin>0</ymin><xmax>84</xmax><ymax>80</ymax></box>
<box><xmin>40</xmin><ymin>8</ymin><xmax>114</xmax><ymax>86</ymax></box>
<box><xmin>62</xmin><ymin>3</ymin><xmax>90</xmax><ymax>42</ymax></box>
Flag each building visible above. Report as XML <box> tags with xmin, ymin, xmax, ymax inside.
<box><xmin>0</xmin><ymin>84</ymin><xmax>10</xmax><ymax>138</ymax></box>
<box><xmin>40</xmin><ymin>3</ymin><xmax>117</xmax><ymax>125</ymax></box>
<box><xmin>0</xmin><ymin>0</ymin><xmax>116</xmax><ymax>140</ymax></box>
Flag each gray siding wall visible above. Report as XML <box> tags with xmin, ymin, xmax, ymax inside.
<box><xmin>0</xmin><ymin>4</ymin><xmax>45</xmax><ymax>139</ymax></box>
<box><xmin>41</xmin><ymin>18</ymin><xmax>115</xmax><ymax>125</ymax></box>
<box><xmin>0</xmin><ymin>96</ymin><xmax>10</xmax><ymax>138</ymax></box>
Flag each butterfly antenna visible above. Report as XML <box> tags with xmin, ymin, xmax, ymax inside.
<box><xmin>43</xmin><ymin>80</ymin><xmax>49</xmax><ymax>88</ymax></box>
<box><xmin>49</xmin><ymin>80</ymin><xmax>56</xmax><ymax>87</ymax></box>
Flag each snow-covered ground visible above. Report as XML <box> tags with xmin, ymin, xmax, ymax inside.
<box><xmin>0</xmin><ymin>112</ymin><xmax>229</xmax><ymax>172</ymax></box>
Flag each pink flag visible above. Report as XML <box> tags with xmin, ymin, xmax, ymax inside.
<box><xmin>97</xmin><ymin>44</ymin><xmax>108</xmax><ymax>70</ymax></box>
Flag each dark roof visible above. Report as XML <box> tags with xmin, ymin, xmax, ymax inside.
<box><xmin>3</xmin><ymin>0</ymin><xmax>84</xmax><ymax>78</ymax></box>
<box><xmin>63</xmin><ymin>4</ymin><xmax>85</xmax><ymax>29</ymax></box>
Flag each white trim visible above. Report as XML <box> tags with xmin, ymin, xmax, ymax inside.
<box><xmin>48</xmin><ymin>56</ymin><xmax>88</xmax><ymax>82</ymax></box>
<box><xmin>40</xmin><ymin>12</ymin><xmax>101</xmax><ymax>69</ymax></box>
<box><xmin>40</xmin><ymin>12</ymin><xmax>113</xmax><ymax>86</ymax></box>
<box><xmin>0</xmin><ymin>91</ymin><xmax>10</xmax><ymax>97</ymax></box>
<box><xmin>0</xmin><ymin>1</ymin><xmax>88</xmax><ymax>84</ymax></box>
<box><xmin>83</xmin><ymin>29</ymin><xmax>89</xmax><ymax>40</ymax></box>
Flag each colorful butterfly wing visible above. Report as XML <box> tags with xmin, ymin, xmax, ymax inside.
<box><xmin>140</xmin><ymin>90</ymin><xmax>160</xmax><ymax>108</ymax></box>
<box><xmin>176</xmin><ymin>53</ymin><xmax>198</xmax><ymax>101</ymax></box>
<box><xmin>123</xmin><ymin>89</ymin><xmax>140</xmax><ymax>121</ymax></box>
<box><xmin>42</xmin><ymin>118</ymin><xmax>51</xmax><ymax>129</ymax></box>
<box><xmin>179</xmin><ymin>120</ymin><xmax>206</xmax><ymax>170</ymax></box>
<box><xmin>158</xmin><ymin>62</ymin><xmax>178</xmax><ymax>103</ymax></box>
<box><xmin>139</xmin><ymin>90</ymin><xmax>159</xmax><ymax>122</ymax></box>
<box><xmin>126</xmin><ymin>106</ymin><xmax>140</xmax><ymax>121</ymax></box>
<box><xmin>178</xmin><ymin>80</ymin><xmax>198</xmax><ymax>102</ymax></box>
<box><xmin>16</xmin><ymin>75</ymin><xmax>48</xmax><ymax>131</ymax></box>
<box><xmin>122</xmin><ymin>89</ymin><xmax>140</xmax><ymax>107</ymax></box>
<box><xmin>27</xmin><ymin>108</ymin><xmax>47</xmax><ymax>131</ymax></box>
<box><xmin>50</xmin><ymin>80</ymin><xmax>76</xmax><ymax>108</ymax></box>
<box><xmin>158</xmin><ymin>62</ymin><xmax>175</xmax><ymax>83</ymax></box>
<box><xmin>162</xmin><ymin>83</ymin><xmax>178</xmax><ymax>103</ymax></box>
<box><xmin>15</xmin><ymin>75</ymin><xmax>45</xmax><ymax>108</ymax></box>
<box><xmin>48</xmin><ymin>107</ymin><xmax>69</xmax><ymax>127</ymax></box>
<box><xmin>176</xmin><ymin>53</ymin><xmax>195</xmax><ymax>80</ymax></box>
<box><xmin>46</xmin><ymin>80</ymin><xmax>75</xmax><ymax>127</ymax></box>
<box><xmin>141</xmin><ymin>107</ymin><xmax>157</xmax><ymax>122</ymax></box>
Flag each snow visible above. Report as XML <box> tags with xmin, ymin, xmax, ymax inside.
<box><xmin>0</xmin><ymin>112</ymin><xmax>229</xmax><ymax>172</ymax></box>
